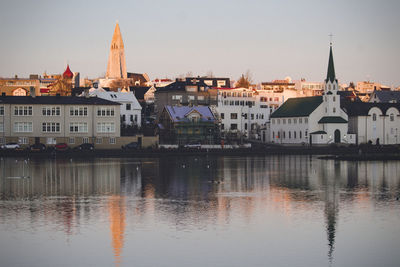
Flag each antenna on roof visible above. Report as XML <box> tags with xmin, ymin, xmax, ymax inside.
<box><xmin>329</xmin><ymin>33</ymin><xmax>333</xmax><ymax>46</ymax></box>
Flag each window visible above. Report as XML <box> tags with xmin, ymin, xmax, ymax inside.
<box><xmin>333</xmin><ymin>96</ymin><xmax>336</xmax><ymax>102</ymax></box>
<box><xmin>126</xmin><ymin>104</ymin><xmax>131</xmax><ymax>110</ymax></box>
<box><xmin>251</xmin><ymin>114</ymin><xmax>254</xmax><ymax>120</ymax></box>
<box><xmin>198</xmin><ymin>95</ymin><xmax>205</xmax><ymax>101</ymax></box>
<box><xmin>14</xmin><ymin>122</ymin><xmax>32</xmax><ymax>132</ymax></box>
<box><xmin>96</xmin><ymin>138</ymin><xmax>102</xmax><ymax>144</ymax></box>
<box><xmin>97</xmin><ymin>107</ymin><xmax>115</xmax><ymax>117</ymax></box>
<box><xmin>0</xmin><ymin>137</ymin><xmax>4</xmax><ymax>144</ymax></box>
<box><xmin>82</xmin><ymin>137</ymin><xmax>89</xmax><ymax>143</ymax></box>
<box><xmin>70</xmin><ymin>106</ymin><xmax>88</xmax><ymax>116</ymax></box>
<box><xmin>134</xmin><ymin>115</ymin><xmax>138</xmax><ymax>122</ymax></box>
<box><xmin>230</xmin><ymin>123</ymin><xmax>237</xmax><ymax>130</ymax></box>
<box><xmin>231</xmin><ymin>113</ymin><xmax>238</xmax><ymax>119</ymax></box>
<box><xmin>97</xmin><ymin>122</ymin><xmax>115</xmax><ymax>133</ymax></box>
<box><xmin>221</xmin><ymin>113</ymin><xmax>224</xmax><ymax>119</ymax></box>
<box><xmin>109</xmin><ymin>137</ymin><xmax>116</xmax><ymax>144</ymax></box>
<box><xmin>294</xmin><ymin>131</ymin><xmax>297</xmax><ymax>139</ymax></box>
<box><xmin>14</xmin><ymin>106</ymin><xmax>32</xmax><ymax>116</ymax></box>
<box><xmin>172</xmin><ymin>95</ymin><xmax>182</xmax><ymax>101</ymax></box>
<box><xmin>294</xmin><ymin>118</ymin><xmax>297</xmax><ymax>124</ymax></box>
<box><xmin>0</xmin><ymin>106</ymin><xmax>4</xmax><ymax>116</ymax></box>
<box><xmin>122</xmin><ymin>115</ymin><xmax>126</xmax><ymax>122</ymax></box>
<box><xmin>305</xmin><ymin>118</ymin><xmax>308</xmax><ymax>123</ymax></box>
<box><xmin>390</xmin><ymin>114</ymin><xmax>394</xmax><ymax>121</ymax></box>
<box><xmin>69</xmin><ymin>138</ymin><xmax>75</xmax><ymax>144</ymax></box>
<box><xmin>283</xmin><ymin>119</ymin><xmax>286</xmax><ymax>124</ymax></box>
<box><xmin>188</xmin><ymin>95</ymin><xmax>195</xmax><ymax>101</ymax></box>
<box><xmin>305</xmin><ymin>130</ymin><xmax>308</xmax><ymax>137</ymax></box>
<box><xmin>42</xmin><ymin>106</ymin><xmax>61</xmax><ymax>116</ymax></box>
<box><xmin>0</xmin><ymin>122</ymin><xmax>3</xmax><ymax>132</ymax></box>
<box><xmin>221</xmin><ymin>124</ymin><xmax>224</xmax><ymax>130</ymax></box>
<box><xmin>372</xmin><ymin>113</ymin><xmax>377</xmax><ymax>121</ymax></box>
<box><xmin>42</xmin><ymin>122</ymin><xmax>60</xmax><ymax>133</ymax></box>
<box><xmin>18</xmin><ymin>137</ymin><xmax>29</xmax><ymax>144</ymax></box>
<box><xmin>299</xmin><ymin>118</ymin><xmax>302</xmax><ymax>123</ymax></box>
<box><xmin>333</xmin><ymin>107</ymin><xmax>336</xmax><ymax>113</ymax></box>
<box><xmin>272</xmin><ymin>131</ymin><xmax>275</xmax><ymax>139</ymax></box>
<box><xmin>244</xmin><ymin>123</ymin><xmax>248</xmax><ymax>130</ymax></box>
<box><xmin>288</xmin><ymin>119</ymin><xmax>291</xmax><ymax>124</ymax></box>
<box><xmin>69</xmin><ymin>122</ymin><xmax>88</xmax><ymax>133</ymax></box>
<box><xmin>46</xmin><ymin>137</ymin><xmax>56</xmax><ymax>145</ymax></box>
<box><xmin>300</xmin><ymin>131</ymin><xmax>302</xmax><ymax>139</ymax></box>
<box><xmin>283</xmin><ymin>131</ymin><xmax>286</xmax><ymax>139</ymax></box>
<box><xmin>289</xmin><ymin>131</ymin><xmax>291</xmax><ymax>139</ymax></box>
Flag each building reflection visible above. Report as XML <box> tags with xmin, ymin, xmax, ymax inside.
<box><xmin>2</xmin><ymin>156</ymin><xmax>400</xmax><ymax>265</ymax></box>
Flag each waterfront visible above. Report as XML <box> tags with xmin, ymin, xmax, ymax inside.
<box><xmin>0</xmin><ymin>156</ymin><xmax>400</xmax><ymax>267</ymax></box>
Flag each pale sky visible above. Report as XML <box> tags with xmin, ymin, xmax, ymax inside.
<box><xmin>0</xmin><ymin>0</ymin><xmax>399</xmax><ymax>86</ymax></box>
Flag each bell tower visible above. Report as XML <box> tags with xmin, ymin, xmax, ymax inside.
<box><xmin>106</xmin><ymin>22</ymin><xmax>127</xmax><ymax>79</ymax></box>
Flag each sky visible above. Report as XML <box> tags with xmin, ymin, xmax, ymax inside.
<box><xmin>0</xmin><ymin>0</ymin><xmax>399</xmax><ymax>86</ymax></box>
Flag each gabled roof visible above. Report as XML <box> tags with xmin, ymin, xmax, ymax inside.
<box><xmin>0</xmin><ymin>96</ymin><xmax>120</xmax><ymax>105</ymax></box>
<box><xmin>270</xmin><ymin>96</ymin><xmax>323</xmax><ymax>118</ymax></box>
<box><xmin>370</xmin><ymin>90</ymin><xmax>400</xmax><ymax>103</ymax></box>
<box><xmin>89</xmin><ymin>89</ymin><xmax>141</xmax><ymax>109</ymax></box>
<box><xmin>318</xmin><ymin>116</ymin><xmax>347</xmax><ymax>124</ymax></box>
<box><xmin>131</xmin><ymin>86</ymin><xmax>151</xmax><ymax>100</ymax></box>
<box><xmin>165</xmin><ymin>106</ymin><xmax>215</xmax><ymax>123</ymax></box>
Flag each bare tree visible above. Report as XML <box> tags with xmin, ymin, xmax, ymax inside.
<box><xmin>236</xmin><ymin>70</ymin><xmax>252</xmax><ymax>88</ymax></box>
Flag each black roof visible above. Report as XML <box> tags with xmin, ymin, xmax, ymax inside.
<box><xmin>156</xmin><ymin>80</ymin><xmax>210</xmax><ymax>92</ymax></box>
<box><xmin>341</xmin><ymin>101</ymin><xmax>400</xmax><ymax>116</ymax></box>
<box><xmin>270</xmin><ymin>96</ymin><xmax>323</xmax><ymax>118</ymax></box>
<box><xmin>0</xmin><ymin>96</ymin><xmax>120</xmax><ymax>105</ymax></box>
<box><xmin>131</xmin><ymin>86</ymin><xmax>151</xmax><ymax>100</ymax></box>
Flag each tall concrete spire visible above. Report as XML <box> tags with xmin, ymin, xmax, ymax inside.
<box><xmin>106</xmin><ymin>22</ymin><xmax>127</xmax><ymax>79</ymax></box>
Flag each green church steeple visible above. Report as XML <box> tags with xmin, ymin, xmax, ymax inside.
<box><xmin>325</xmin><ymin>44</ymin><xmax>337</xmax><ymax>84</ymax></box>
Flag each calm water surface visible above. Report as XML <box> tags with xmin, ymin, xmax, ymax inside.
<box><xmin>0</xmin><ymin>155</ymin><xmax>399</xmax><ymax>267</ymax></box>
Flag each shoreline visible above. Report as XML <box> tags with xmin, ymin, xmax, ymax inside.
<box><xmin>1</xmin><ymin>145</ymin><xmax>400</xmax><ymax>160</ymax></box>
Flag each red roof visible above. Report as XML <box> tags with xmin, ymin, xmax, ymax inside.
<box><xmin>63</xmin><ymin>64</ymin><xmax>73</xmax><ymax>78</ymax></box>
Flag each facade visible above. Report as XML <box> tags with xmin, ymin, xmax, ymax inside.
<box><xmin>269</xmin><ymin>44</ymin><xmax>356</xmax><ymax>145</ymax></box>
<box><xmin>294</xmin><ymin>79</ymin><xmax>325</xmax><ymax>96</ymax></box>
<box><xmin>0</xmin><ymin>77</ymin><xmax>40</xmax><ymax>96</ymax></box>
<box><xmin>159</xmin><ymin>106</ymin><xmax>217</xmax><ymax>145</ymax></box>
<box><xmin>106</xmin><ymin>22</ymin><xmax>127</xmax><ymax>79</ymax></box>
<box><xmin>0</xmin><ymin>96</ymin><xmax>121</xmax><ymax>148</ymax></box>
<box><xmin>154</xmin><ymin>78</ymin><xmax>218</xmax><ymax>119</ymax></box>
<box><xmin>343</xmin><ymin>102</ymin><xmax>400</xmax><ymax>145</ymax></box>
<box><xmin>215</xmin><ymin>87</ymin><xmax>272</xmax><ymax>140</ymax></box>
<box><xmin>89</xmin><ymin>88</ymin><xmax>142</xmax><ymax>127</ymax></box>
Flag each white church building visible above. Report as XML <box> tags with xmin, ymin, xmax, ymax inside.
<box><xmin>269</xmin><ymin>44</ymin><xmax>356</xmax><ymax>145</ymax></box>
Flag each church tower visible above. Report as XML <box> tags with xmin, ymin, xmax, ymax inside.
<box><xmin>323</xmin><ymin>43</ymin><xmax>340</xmax><ymax>116</ymax></box>
<box><xmin>106</xmin><ymin>22</ymin><xmax>127</xmax><ymax>79</ymax></box>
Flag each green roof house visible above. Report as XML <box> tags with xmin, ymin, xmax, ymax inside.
<box><xmin>269</xmin><ymin>44</ymin><xmax>356</xmax><ymax>145</ymax></box>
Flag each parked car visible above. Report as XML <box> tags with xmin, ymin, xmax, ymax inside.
<box><xmin>184</xmin><ymin>142</ymin><xmax>202</xmax><ymax>149</ymax></box>
<box><xmin>1</xmin><ymin>142</ymin><xmax>21</xmax><ymax>150</ymax></box>
<box><xmin>74</xmin><ymin>143</ymin><xmax>94</xmax><ymax>151</ymax></box>
<box><xmin>29</xmin><ymin>143</ymin><xmax>46</xmax><ymax>152</ymax></box>
<box><xmin>54</xmin><ymin>143</ymin><xmax>69</xmax><ymax>151</ymax></box>
<box><xmin>122</xmin><ymin>142</ymin><xmax>139</xmax><ymax>150</ymax></box>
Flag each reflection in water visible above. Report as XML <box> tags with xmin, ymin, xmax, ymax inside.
<box><xmin>1</xmin><ymin>156</ymin><xmax>400</xmax><ymax>267</ymax></box>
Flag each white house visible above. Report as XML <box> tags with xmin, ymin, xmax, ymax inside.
<box><xmin>89</xmin><ymin>88</ymin><xmax>142</xmax><ymax>127</ymax></box>
<box><xmin>269</xmin><ymin>44</ymin><xmax>356</xmax><ymax>145</ymax></box>
<box><xmin>215</xmin><ymin>87</ymin><xmax>271</xmax><ymax>139</ymax></box>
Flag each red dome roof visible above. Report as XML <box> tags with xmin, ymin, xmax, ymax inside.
<box><xmin>63</xmin><ymin>64</ymin><xmax>73</xmax><ymax>78</ymax></box>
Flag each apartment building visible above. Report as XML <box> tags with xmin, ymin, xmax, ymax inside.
<box><xmin>0</xmin><ymin>95</ymin><xmax>121</xmax><ymax>148</ymax></box>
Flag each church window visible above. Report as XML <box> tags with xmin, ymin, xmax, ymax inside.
<box><xmin>283</xmin><ymin>131</ymin><xmax>286</xmax><ymax>139</ymax></box>
<box><xmin>305</xmin><ymin>118</ymin><xmax>308</xmax><ymax>123</ymax></box>
<box><xmin>333</xmin><ymin>108</ymin><xmax>336</xmax><ymax>113</ymax></box>
<box><xmin>300</xmin><ymin>131</ymin><xmax>302</xmax><ymax>139</ymax></box>
<box><xmin>289</xmin><ymin>131</ymin><xmax>291</xmax><ymax>139</ymax></box>
<box><xmin>305</xmin><ymin>130</ymin><xmax>308</xmax><ymax>137</ymax></box>
<box><xmin>390</xmin><ymin>114</ymin><xmax>394</xmax><ymax>121</ymax></box>
<box><xmin>294</xmin><ymin>131</ymin><xmax>297</xmax><ymax>139</ymax></box>
<box><xmin>333</xmin><ymin>96</ymin><xmax>336</xmax><ymax>102</ymax></box>
<box><xmin>372</xmin><ymin>113</ymin><xmax>377</xmax><ymax>121</ymax></box>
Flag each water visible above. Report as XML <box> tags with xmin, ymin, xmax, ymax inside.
<box><xmin>0</xmin><ymin>155</ymin><xmax>399</xmax><ymax>267</ymax></box>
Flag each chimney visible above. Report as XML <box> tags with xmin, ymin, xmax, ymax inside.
<box><xmin>30</xmin><ymin>86</ymin><xmax>36</xmax><ymax>98</ymax></box>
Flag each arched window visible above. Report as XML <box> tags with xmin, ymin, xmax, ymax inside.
<box><xmin>390</xmin><ymin>114</ymin><xmax>394</xmax><ymax>121</ymax></box>
<box><xmin>372</xmin><ymin>113</ymin><xmax>377</xmax><ymax>121</ymax></box>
